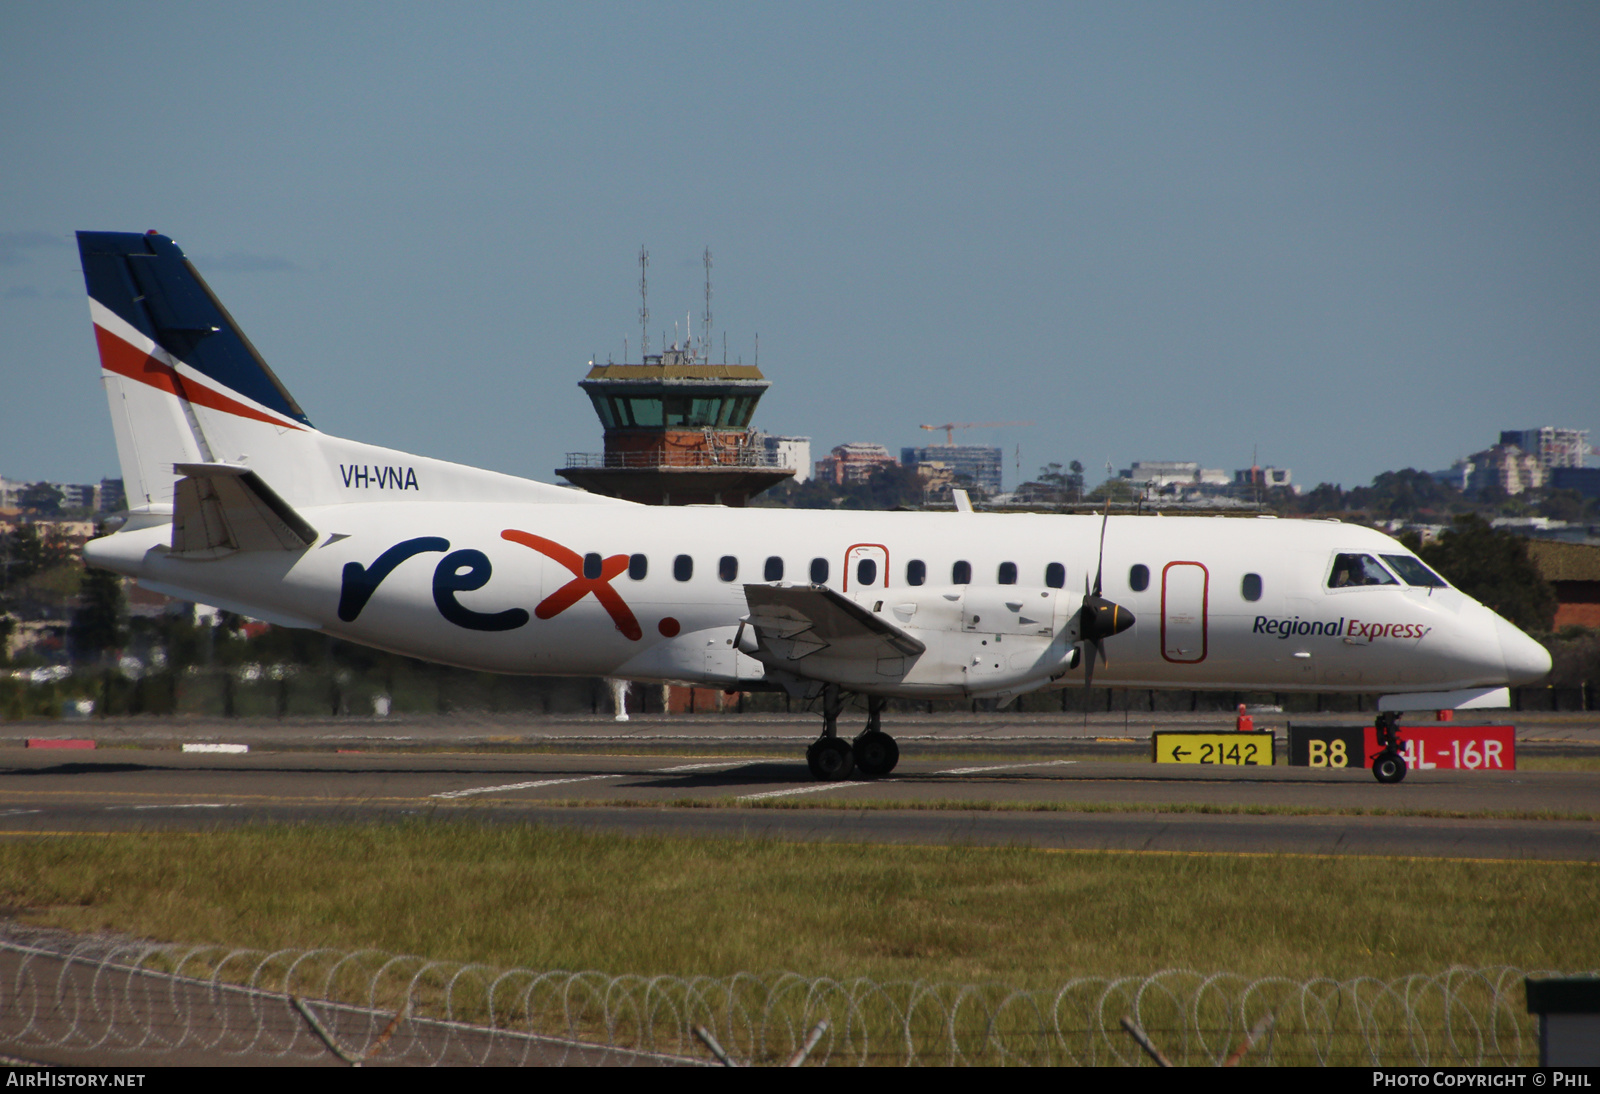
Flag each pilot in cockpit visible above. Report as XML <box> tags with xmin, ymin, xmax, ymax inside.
<box><xmin>1330</xmin><ymin>553</ymin><xmax>1397</xmax><ymax>588</ymax></box>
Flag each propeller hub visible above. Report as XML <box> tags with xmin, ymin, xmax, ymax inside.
<box><xmin>1081</xmin><ymin>596</ymin><xmax>1135</xmax><ymax>643</ymax></box>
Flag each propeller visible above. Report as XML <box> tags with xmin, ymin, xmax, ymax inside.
<box><xmin>1077</xmin><ymin>499</ymin><xmax>1136</xmax><ymax>708</ymax></box>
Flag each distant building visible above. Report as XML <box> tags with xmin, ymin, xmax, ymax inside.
<box><xmin>901</xmin><ymin>445</ymin><xmax>1002</xmax><ymax>495</ymax></box>
<box><xmin>1550</xmin><ymin>467</ymin><xmax>1600</xmax><ymax>500</ymax></box>
<box><xmin>59</xmin><ymin>483</ymin><xmax>99</xmax><ymax>511</ymax></box>
<box><xmin>1466</xmin><ymin>443</ymin><xmax>1545</xmax><ymax>495</ymax></box>
<box><xmin>1118</xmin><ymin>461</ymin><xmax>1229</xmax><ymax>490</ymax></box>
<box><xmin>1525</xmin><ymin>540</ymin><xmax>1600</xmax><ymax>629</ymax></box>
<box><xmin>912</xmin><ymin>461</ymin><xmax>957</xmax><ymax>496</ymax></box>
<box><xmin>1499</xmin><ymin>427</ymin><xmax>1591</xmax><ymax>470</ymax></box>
<box><xmin>33</xmin><ymin>519</ymin><xmax>97</xmax><ymax>547</ymax></box>
<box><xmin>752</xmin><ymin>433</ymin><xmax>812</xmax><ymax>483</ymax></box>
<box><xmin>1233</xmin><ymin>465</ymin><xmax>1294</xmax><ymax>492</ymax></box>
<box><xmin>816</xmin><ymin>443</ymin><xmax>897</xmax><ymax>486</ymax></box>
<box><xmin>0</xmin><ymin>477</ymin><xmax>26</xmax><ymax>510</ymax></box>
<box><xmin>1432</xmin><ymin>462</ymin><xmax>1471</xmax><ymax>491</ymax></box>
<box><xmin>0</xmin><ymin>477</ymin><xmax>125</xmax><ymax>514</ymax></box>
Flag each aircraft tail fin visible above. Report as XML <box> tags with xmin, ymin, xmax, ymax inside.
<box><xmin>77</xmin><ymin>230</ymin><xmax>314</xmax><ymax>513</ymax></box>
<box><xmin>79</xmin><ymin>230</ymin><xmax>624</xmax><ymax>515</ymax></box>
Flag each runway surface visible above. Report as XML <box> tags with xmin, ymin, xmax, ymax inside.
<box><xmin>1</xmin><ymin>715</ymin><xmax>1596</xmax><ymax>860</ymax></box>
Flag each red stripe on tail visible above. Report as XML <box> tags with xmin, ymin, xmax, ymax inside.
<box><xmin>94</xmin><ymin>324</ymin><xmax>304</xmax><ymax>431</ymax></box>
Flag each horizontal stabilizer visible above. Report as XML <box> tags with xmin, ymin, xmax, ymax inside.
<box><xmin>742</xmin><ymin>584</ymin><xmax>926</xmax><ymax>663</ymax></box>
<box><xmin>171</xmin><ymin>463</ymin><xmax>318</xmax><ymax>558</ymax></box>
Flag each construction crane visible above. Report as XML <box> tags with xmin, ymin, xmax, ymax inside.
<box><xmin>918</xmin><ymin>421</ymin><xmax>1034</xmax><ymax>445</ymax></box>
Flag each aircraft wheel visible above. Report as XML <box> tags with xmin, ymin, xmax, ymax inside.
<box><xmin>853</xmin><ymin>731</ymin><xmax>900</xmax><ymax>778</ymax></box>
<box><xmin>807</xmin><ymin>738</ymin><xmax>855</xmax><ymax>781</ymax></box>
<box><xmin>1372</xmin><ymin>748</ymin><xmax>1407</xmax><ymax>785</ymax></box>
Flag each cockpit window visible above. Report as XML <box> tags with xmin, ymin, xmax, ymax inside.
<box><xmin>1328</xmin><ymin>553</ymin><xmax>1398</xmax><ymax>588</ymax></box>
<box><xmin>1380</xmin><ymin>554</ymin><xmax>1448</xmax><ymax>588</ymax></box>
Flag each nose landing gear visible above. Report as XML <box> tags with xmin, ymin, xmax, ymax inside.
<box><xmin>1371</xmin><ymin>711</ymin><xmax>1408</xmax><ymax>785</ymax></box>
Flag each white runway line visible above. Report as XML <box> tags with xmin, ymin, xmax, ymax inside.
<box><xmin>737</xmin><ymin>783</ymin><xmax>865</xmax><ymax>801</ymax></box>
<box><xmin>652</xmin><ymin>762</ymin><xmax>750</xmax><ymax>774</ymax></box>
<box><xmin>431</xmin><ymin>775</ymin><xmax>616</xmax><ymax>800</ymax></box>
<box><xmin>181</xmin><ymin>743</ymin><xmax>249</xmax><ymax>753</ymax></box>
<box><xmin>106</xmin><ymin>804</ymin><xmax>231</xmax><ymax>811</ymax></box>
<box><xmin>935</xmin><ymin>760</ymin><xmax>1079</xmax><ymax>776</ymax></box>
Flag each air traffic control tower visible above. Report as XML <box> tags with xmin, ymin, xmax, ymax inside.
<box><xmin>557</xmin><ymin>250</ymin><xmax>793</xmax><ymax>506</ymax></box>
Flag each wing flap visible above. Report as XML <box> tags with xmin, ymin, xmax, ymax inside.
<box><xmin>742</xmin><ymin>584</ymin><xmax>926</xmax><ymax>663</ymax></box>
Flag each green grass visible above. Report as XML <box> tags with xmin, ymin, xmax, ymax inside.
<box><xmin>672</xmin><ymin>796</ymin><xmax>1600</xmax><ymax>822</ymax></box>
<box><xmin>1518</xmin><ymin>754</ymin><xmax>1600</xmax><ymax>772</ymax></box>
<box><xmin>0</xmin><ymin>822</ymin><xmax>1593</xmax><ymax>986</ymax></box>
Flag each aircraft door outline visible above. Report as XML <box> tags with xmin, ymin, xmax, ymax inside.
<box><xmin>1161</xmin><ymin>560</ymin><xmax>1209</xmax><ymax>664</ymax></box>
<box><xmin>843</xmin><ymin>543</ymin><xmax>889</xmax><ymax>593</ymax></box>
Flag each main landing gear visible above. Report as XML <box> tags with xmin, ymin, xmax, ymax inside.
<box><xmin>805</xmin><ymin>688</ymin><xmax>900</xmax><ymax>781</ymax></box>
<box><xmin>1371</xmin><ymin>711</ymin><xmax>1408</xmax><ymax>785</ymax></box>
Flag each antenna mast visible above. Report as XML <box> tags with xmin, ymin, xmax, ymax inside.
<box><xmin>702</xmin><ymin>247</ymin><xmax>712</xmax><ymax>365</ymax></box>
<box><xmin>638</xmin><ymin>246</ymin><xmax>649</xmax><ymax>359</ymax></box>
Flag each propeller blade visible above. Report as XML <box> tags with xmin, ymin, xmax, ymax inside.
<box><xmin>1080</xmin><ymin>498</ymin><xmax>1123</xmax><ymax>725</ymax></box>
<box><xmin>1092</xmin><ymin>500</ymin><xmax>1110</xmax><ymax>597</ymax></box>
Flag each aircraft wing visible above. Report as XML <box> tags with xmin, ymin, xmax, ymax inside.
<box><xmin>171</xmin><ymin>462</ymin><xmax>319</xmax><ymax>558</ymax></box>
<box><xmin>742</xmin><ymin>583</ymin><xmax>926</xmax><ymax>663</ymax></box>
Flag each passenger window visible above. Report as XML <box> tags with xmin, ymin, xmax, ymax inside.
<box><xmin>673</xmin><ymin>554</ymin><xmax>694</xmax><ymax>582</ymax></box>
<box><xmin>1380</xmin><ymin>554</ymin><xmax>1447</xmax><ymax>588</ymax></box>
<box><xmin>583</xmin><ymin>552</ymin><xmax>602</xmax><ymax>580</ymax></box>
<box><xmin>906</xmin><ymin>559</ymin><xmax>926</xmax><ymax>586</ymax></box>
<box><xmin>628</xmin><ymin>554</ymin><xmax>648</xmax><ymax>580</ymax></box>
<box><xmin>810</xmin><ymin>557</ymin><xmax>829</xmax><ymax>584</ymax></box>
<box><xmin>1129</xmin><ymin>564</ymin><xmax>1149</xmax><ymax>592</ymax></box>
<box><xmin>857</xmin><ymin>558</ymin><xmax>877</xmax><ymax>585</ymax></box>
<box><xmin>764</xmin><ymin>556</ymin><xmax>784</xmax><ymax>582</ymax></box>
<box><xmin>952</xmin><ymin>560</ymin><xmax>971</xmax><ymax>584</ymax></box>
<box><xmin>1045</xmin><ymin>562</ymin><xmax>1065</xmax><ymax>589</ymax></box>
<box><xmin>1241</xmin><ymin>573</ymin><xmax>1262</xmax><ymax>602</ymax></box>
<box><xmin>997</xmin><ymin>561</ymin><xmax>1017</xmax><ymax>585</ymax></box>
<box><xmin>718</xmin><ymin>555</ymin><xmax>739</xmax><ymax>582</ymax></box>
<box><xmin>1329</xmin><ymin>553</ymin><xmax>1398</xmax><ymax>588</ymax></box>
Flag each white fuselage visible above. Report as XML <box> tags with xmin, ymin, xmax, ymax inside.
<box><xmin>87</xmin><ymin>501</ymin><xmax>1547</xmax><ymax>702</ymax></box>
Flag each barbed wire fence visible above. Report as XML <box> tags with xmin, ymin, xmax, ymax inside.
<box><xmin>0</xmin><ymin>937</ymin><xmax>1570</xmax><ymax>1066</ymax></box>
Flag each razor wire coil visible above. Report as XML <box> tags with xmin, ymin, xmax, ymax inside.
<box><xmin>0</xmin><ymin>938</ymin><xmax>1574</xmax><ymax>1066</ymax></box>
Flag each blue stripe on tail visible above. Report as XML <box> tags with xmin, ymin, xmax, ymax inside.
<box><xmin>77</xmin><ymin>231</ymin><xmax>312</xmax><ymax>427</ymax></box>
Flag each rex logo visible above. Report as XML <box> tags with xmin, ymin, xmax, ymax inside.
<box><xmin>500</xmin><ymin>530</ymin><xmax>642</xmax><ymax>641</ymax></box>
<box><xmin>335</xmin><ymin>530</ymin><xmax>642</xmax><ymax>640</ymax></box>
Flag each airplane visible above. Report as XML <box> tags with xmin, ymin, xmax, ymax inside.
<box><xmin>74</xmin><ymin>230</ymin><xmax>1552</xmax><ymax>785</ymax></box>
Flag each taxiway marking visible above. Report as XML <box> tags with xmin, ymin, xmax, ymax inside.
<box><xmin>936</xmin><ymin>760</ymin><xmax>1079</xmax><ymax>776</ymax></box>
<box><xmin>431</xmin><ymin>775</ymin><xmax>617</xmax><ymax>800</ymax></box>
<box><xmin>652</xmin><ymin>762</ymin><xmax>750</xmax><ymax>774</ymax></box>
<box><xmin>737</xmin><ymin>783</ymin><xmax>868</xmax><ymax>802</ymax></box>
<box><xmin>104</xmin><ymin>804</ymin><xmax>232</xmax><ymax>811</ymax></box>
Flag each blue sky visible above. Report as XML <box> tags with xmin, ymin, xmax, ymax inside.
<box><xmin>3</xmin><ymin>2</ymin><xmax>1597</xmax><ymax>491</ymax></box>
